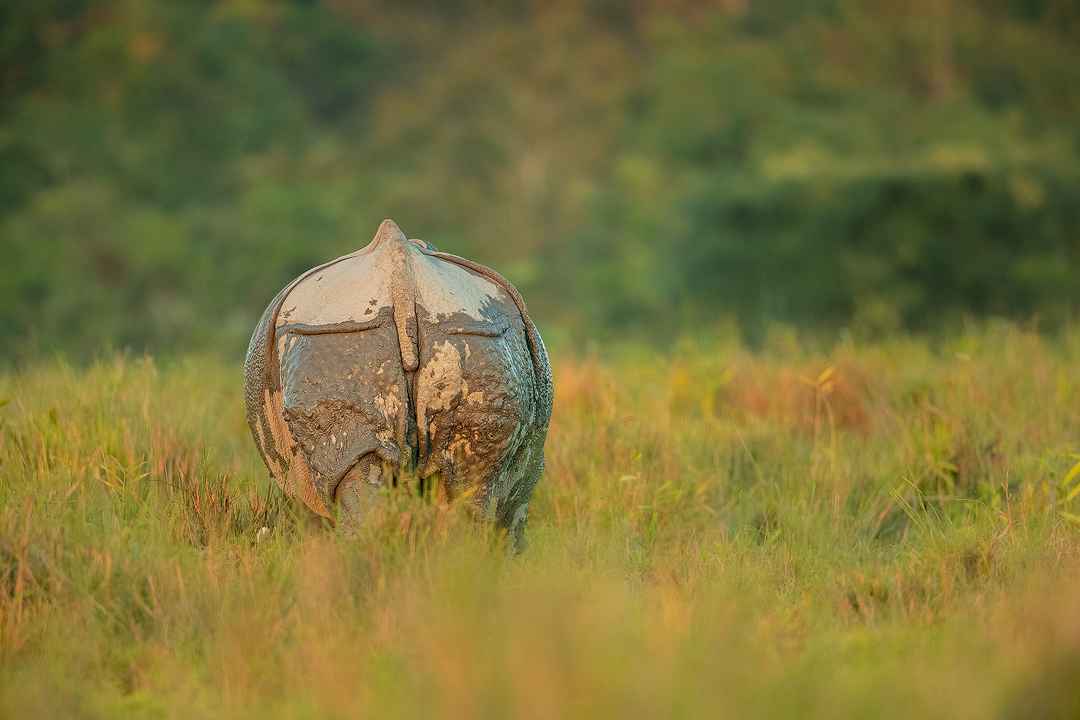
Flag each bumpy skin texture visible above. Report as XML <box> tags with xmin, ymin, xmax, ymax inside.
<box><xmin>244</xmin><ymin>220</ymin><xmax>553</xmax><ymax>548</ymax></box>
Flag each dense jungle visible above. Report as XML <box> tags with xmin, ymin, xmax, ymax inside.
<box><xmin>2</xmin><ymin>0</ymin><xmax>1079</xmax><ymax>358</ymax></box>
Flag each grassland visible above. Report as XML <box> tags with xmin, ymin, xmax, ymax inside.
<box><xmin>2</xmin><ymin>322</ymin><xmax>1080</xmax><ymax>719</ymax></box>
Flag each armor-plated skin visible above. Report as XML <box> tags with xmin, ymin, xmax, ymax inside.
<box><xmin>244</xmin><ymin>219</ymin><xmax>553</xmax><ymax>548</ymax></box>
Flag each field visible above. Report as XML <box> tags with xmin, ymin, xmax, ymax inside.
<box><xmin>2</xmin><ymin>323</ymin><xmax>1080</xmax><ymax>719</ymax></box>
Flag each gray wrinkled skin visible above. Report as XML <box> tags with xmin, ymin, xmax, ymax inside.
<box><xmin>244</xmin><ymin>219</ymin><xmax>554</xmax><ymax>549</ymax></box>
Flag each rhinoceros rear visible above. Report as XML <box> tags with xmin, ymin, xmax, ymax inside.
<box><xmin>244</xmin><ymin>219</ymin><xmax>553</xmax><ymax>547</ymax></box>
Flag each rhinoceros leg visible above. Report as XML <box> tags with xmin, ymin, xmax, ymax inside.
<box><xmin>244</xmin><ymin>284</ymin><xmax>331</xmax><ymax>518</ymax></box>
<box><xmin>278</xmin><ymin>318</ymin><xmax>412</xmax><ymax>513</ymax></box>
<box><xmin>491</xmin><ymin>429</ymin><xmax>547</xmax><ymax>551</ymax></box>
<box><xmin>335</xmin><ymin>453</ymin><xmax>391</xmax><ymax>535</ymax></box>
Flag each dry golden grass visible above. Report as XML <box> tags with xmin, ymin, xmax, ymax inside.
<box><xmin>2</xmin><ymin>322</ymin><xmax>1080</xmax><ymax>719</ymax></box>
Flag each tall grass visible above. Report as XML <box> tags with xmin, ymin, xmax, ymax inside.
<box><xmin>2</xmin><ymin>323</ymin><xmax>1080</xmax><ymax>719</ymax></box>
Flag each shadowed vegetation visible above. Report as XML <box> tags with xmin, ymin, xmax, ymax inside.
<box><xmin>3</xmin><ymin>323</ymin><xmax>1080</xmax><ymax>718</ymax></box>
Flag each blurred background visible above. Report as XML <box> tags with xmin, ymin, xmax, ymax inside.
<box><xmin>1</xmin><ymin>0</ymin><xmax>1078</xmax><ymax>362</ymax></box>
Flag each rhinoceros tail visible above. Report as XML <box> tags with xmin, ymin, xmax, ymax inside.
<box><xmin>375</xmin><ymin>219</ymin><xmax>422</xmax><ymax>373</ymax></box>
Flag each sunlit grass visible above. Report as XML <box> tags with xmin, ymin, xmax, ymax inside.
<box><xmin>2</xmin><ymin>322</ymin><xmax>1080</xmax><ymax>719</ymax></box>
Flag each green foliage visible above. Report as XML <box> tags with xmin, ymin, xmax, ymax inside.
<box><xmin>0</xmin><ymin>0</ymin><xmax>382</xmax><ymax>358</ymax></box>
<box><xmin>3</xmin><ymin>327</ymin><xmax>1080</xmax><ymax>716</ymax></box>
<box><xmin>1</xmin><ymin>0</ymin><xmax>1080</xmax><ymax>359</ymax></box>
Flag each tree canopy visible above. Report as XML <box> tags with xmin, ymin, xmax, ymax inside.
<box><xmin>2</xmin><ymin>0</ymin><xmax>1079</xmax><ymax>359</ymax></box>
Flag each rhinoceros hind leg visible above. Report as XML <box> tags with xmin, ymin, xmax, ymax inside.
<box><xmin>336</xmin><ymin>454</ymin><xmax>389</xmax><ymax>536</ymax></box>
<box><xmin>493</xmin><ymin>435</ymin><xmax>546</xmax><ymax>553</ymax></box>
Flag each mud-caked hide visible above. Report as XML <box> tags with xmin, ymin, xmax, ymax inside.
<box><xmin>244</xmin><ymin>219</ymin><xmax>553</xmax><ymax>547</ymax></box>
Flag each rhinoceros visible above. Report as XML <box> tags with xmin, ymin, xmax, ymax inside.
<box><xmin>244</xmin><ymin>219</ymin><xmax>553</xmax><ymax>548</ymax></box>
